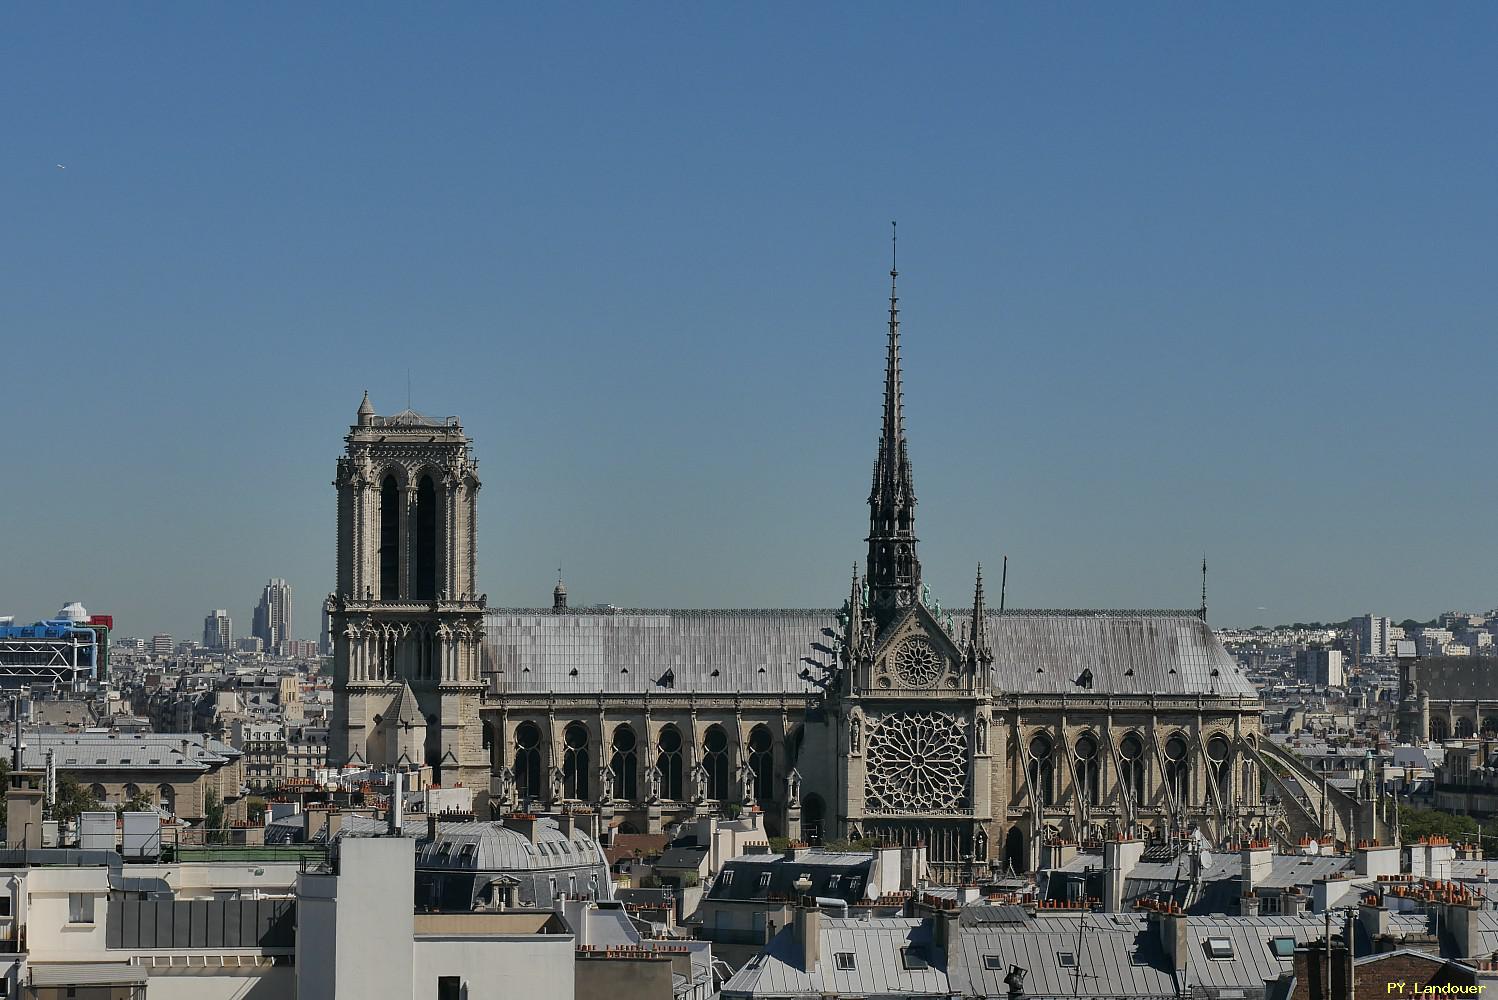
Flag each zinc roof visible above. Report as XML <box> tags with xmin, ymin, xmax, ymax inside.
<box><xmin>21</xmin><ymin>731</ymin><xmax>239</xmax><ymax>772</ymax></box>
<box><xmin>486</xmin><ymin>608</ymin><xmax>1256</xmax><ymax>698</ymax></box>
<box><xmin>722</xmin><ymin>916</ymin><xmax>949</xmax><ymax>998</ymax></box>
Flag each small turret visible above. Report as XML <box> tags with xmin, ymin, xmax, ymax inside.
<box><xmin>967</xmin><ymin>564</ymin><xmax>992</xmax><ymax>665</ymax></box>
<box><xmin>843</xmin><ymin>564</ymin><xmax>864</xmax><ymax>666</ymax></box>
<box><xmin>553</xmin><ymin>576</ymin><xmax>568</xmax><ymax>611</ymax></box>
<box><xmin>357</xmin><ymin>390</ymin><xmax>376</xmax><ymax>427</ymax></box>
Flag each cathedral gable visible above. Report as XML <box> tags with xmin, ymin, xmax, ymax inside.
<box><xmin>868</xmin><ymin>603</ymin><xmax>964</xmax><ymax>692</ymax></box>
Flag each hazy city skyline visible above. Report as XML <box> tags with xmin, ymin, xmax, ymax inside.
<box><xmin>4</xmin><ymin>7</ymin><xmax>1495</xmax><ymax>639</ymax></box>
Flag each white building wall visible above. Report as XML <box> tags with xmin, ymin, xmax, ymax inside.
<box><xmin>143</xmin><ymin>968</ymin><xmax>293</xmax><ymax>999</ymax></box>
<box><xmin>413</xmin><ymin>936</ymin><xmax>574</xmax><ymax>1000</ymax></box>
<box><xmin>297</xmin><ymin>836</ymin><xmax>416</xmax><ymax>999</ymax></box>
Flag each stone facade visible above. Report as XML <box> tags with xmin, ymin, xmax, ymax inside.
<box><xmin>332</xmin><ymin>270</ymin><xmax>1283</xmax><ymax>873</ymax></box>
<box><xmin>327</xmin><ymin>395</ymin><xmax>487</xmax><ymax>792</ymax></box>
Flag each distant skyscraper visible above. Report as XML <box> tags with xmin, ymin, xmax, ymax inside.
<box><xmin>1355</xmin><ymin>614</ymin><xmax>1392</xmax><ymax>658</ymax></box>
<box><xmin>319</xmin><ymin>605</ymin><xmax>332</xmax><ymax>657</ymax></box>
<box><xmin>203</xmin><ymin>609</ymin><xmax>233</xmax><ymax>650</ymax></box>
<box><xmin>253</xmin><ymin>579</ymin><xmax>292</xmax><ymax>655</ymax></box>
<box><xmin>150</xmin><ymin>633</ymin><xmax>174</xmax><ymax>656</ymax></box>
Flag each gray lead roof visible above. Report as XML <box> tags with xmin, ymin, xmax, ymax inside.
<box><xmin>485</xmin><ymin>608</ymin><xmax>1257</xmax><ymax>698</ymax></box>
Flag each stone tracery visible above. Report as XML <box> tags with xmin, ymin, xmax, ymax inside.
<box><xmin>864</xmin><ymin>710</ymin><xmax>968</xmax><ymax>813</ymax></box>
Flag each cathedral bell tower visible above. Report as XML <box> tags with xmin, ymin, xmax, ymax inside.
<box><xmin>328</xmin><ymin>393</ymin><xmax>488</xmax><ymax>795</ymax></box>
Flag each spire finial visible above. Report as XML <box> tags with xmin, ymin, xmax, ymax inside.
<box><xmin>891</xmin><ymin>220</ymin><xmax>898</xmax><ymax>277</ymax></box>
<box><xmin>1200</xmin><ymin>555</ymin><xmax>1208</xmax><ymax>622</ymax></box>
<box><xmin>999</xmin><ymin>555</ymin><xmax>1008</xmax><ymax>614</ymax></box>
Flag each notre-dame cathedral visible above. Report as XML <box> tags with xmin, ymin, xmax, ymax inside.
<box><xmin>329</xmin><ymin>261</ymin><xmax>1321</xmax><ymax>875</ymax></box>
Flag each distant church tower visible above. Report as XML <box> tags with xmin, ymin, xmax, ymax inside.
<box><xmin>327</xmin><ymin>393</ymin><xmax>488</xmax><ymax>796</ymax></box>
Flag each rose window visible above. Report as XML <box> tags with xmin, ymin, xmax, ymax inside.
<box><xmin>893</xmin><ymin>636</ymin><xmax>944</xmax><ymax>686</ymax></box>
<box><xmin>864</xmin><ymin>711</ymin><xmax>968</xmax><ymax>813</ymax></box>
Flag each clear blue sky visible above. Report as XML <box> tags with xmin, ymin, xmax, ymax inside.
<box><xmin>3</xmin><ymin>5</ymin><xmax>1495</xmax><ymax>640</ymax></box>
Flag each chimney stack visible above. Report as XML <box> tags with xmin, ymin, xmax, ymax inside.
<box><xmin>1241</xmin><ymin>839</ymin><xmax>1273</xmax><ymax>896</ymax></box>
<box><xmin>1103</xmin><ymin>836</ymin><xmax>1145</xmax><ymax>912</ymax></box>
<box><xmin>1155</xmin><ymin>907</ymin><xmax>1190</xmax><ymax>975</ymax></box>
<box><xmin>390</xmin><ymin>770</ymin><xmax>403</xmax><ymax>836</ymax></box>
<box><xmin>794</xmin><ymin>898</ymin><xmax>821</xmax><ymax>971</ymax></box>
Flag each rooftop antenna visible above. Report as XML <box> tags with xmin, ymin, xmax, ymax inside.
<box><xmin>999</xmin><ymin>555</ymin><xmax>1008</xmax><ymax>614</ymax></box>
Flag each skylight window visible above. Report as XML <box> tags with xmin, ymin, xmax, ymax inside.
<box><xmin>834</xmin><ymin>952</ymin><xmax>856</xmax><ymax>971</ymax></box>
<box><xmin>1205</xmin><ymin>937</ymin><xmax>1234</xmax><ymax>960</ymax></box>
<box><xmin>1271</xmin><ymin>937</ymin><xmax>1296</xmax><ymax>958</ymax></box>
<box><xmin>982</xmin><ymin>955</ymin><xmax>1003</xmax><ymax>971</ymax></box>
<box><xmin>1056</xmin><ymin>952</ymin><xmax>1076</xmax><ymax>968</ymax></box>
<box><xmin>758</xmin><ymin>873</ymin><xmax>771</xmax><ymax>888</ymax></box>
<box><xmin>901</xmin><ymin>947</ymin><xmax>929</xmax><ymax>970</ymax></box>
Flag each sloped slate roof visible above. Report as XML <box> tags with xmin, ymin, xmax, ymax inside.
<box><xmin>387</xmin><ymin>681</ymin><xmax>424</xmax><ymax>726</ymax></box>
<box><xmin>379</xmin><ymin>408</ymin><xmax>447</xmax><ymax>427</ymax></box>
<box><xmin>485</xmin><ymin>608</ymin><xmax>1256</xmax><ymax>698</ymax></box>
<box><xmin>23</xmin><ymin>732</ymin><xmax>239</xmax><ymax>772</ymax></box>
<box><xmin>722</xmin><ymin>916</ymin><xmax>948</xmax><ymax>998</ymax></box>
<box><xmin>1414</xmin><ymin>657</ymin><xmax>1498</xmax><ymax>701</ymax></box>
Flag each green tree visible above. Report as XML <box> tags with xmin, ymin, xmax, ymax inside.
<box><xmin>1398</xmin><ymin>805</ymin><xmax>1490</xmax><ymax>855</ymax></box>
<box><xmin>204</xmin><ymin>789</ymin><xmax>226</xmax><ymax>844</ymax></box>
<box><xmin>117</xmin><ymin>789</ymin><xmax>154</xmax><ymax>816</ymax></box>
<box><xmin>245</xmin><ymin>796</ymin><xmax>267</xmax><ymax>825</ymax></box>
<box><xmin>53</xmin><ymin>773</ymin><xmax>100</xmax><ymax>824</ymax></box>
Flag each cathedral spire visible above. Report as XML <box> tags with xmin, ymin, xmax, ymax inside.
<box><xmin>1199</xmin><ymin>556</ymin><xmax>1208</xmax><ymax>622</ymax></box>
<box><xmin>866</xmin><ymin>222</ymin><xmax>921</xmax><ymax>630</ymax></box>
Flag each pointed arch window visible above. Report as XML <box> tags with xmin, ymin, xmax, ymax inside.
<box><xmin>703</xmin><ymin>726</ymin><xmax>730</xmax><ymax>801</ymax></box>
<box><xmin>1119</xmin><ymin>733</ymin><xmax>1146</xmax><ymax>804</ymax></box>
<box><xmin>1027</xmin><ymin>732</ymin><xmax>1055</xmax><ymax>807</ymax></box>
<box><xmin>1073</xmin><ymin>734</ymin><xmax>1101</xmax><ymax>806</ymax></box>
<box><xmin>656</xmin><ymin>726</ymin><xmax>684</xmax><ymax>800</ymax></box>
<box><xmin>611</xmin><ymin>726</ymin><xmax>638</xmax><ymax>801</ymax></box>
<box><xmin>380</xmin><ymin>475</ymin><xmax>401</xmax><ymax>600</ymax></box>
<box><xmin>1206</xmin><ymin>734</ymin><xmax>1233</xmax><ymax>803</ymax></box>
<box><xmin>748</xmin><ymin>725</ymin><xmax>774</xmax><ymax>802</ymax></box>
<box><xmin>1164</xmin><ymin>734</ymin><xmax>1190</xmax><ymax>805</ymax></box>
<box><xmin>514</xmin><ymin>722</ymin><xmax>542</xmax><ymax>800</ymax></box>
<box><xmin>562</xmin><ymin>722</ymin><xmax>590</xmax><ymax>800</ymax></box>
<box><xmin>415</xmin><ymin>474</ymin><xmax>437</xmax><ymax>601</ymax></box>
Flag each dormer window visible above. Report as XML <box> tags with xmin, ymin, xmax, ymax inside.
<box><xmin>834</xmin><ymin>953</ymin><xmax>856</xmax><ymax>971</ymax></box>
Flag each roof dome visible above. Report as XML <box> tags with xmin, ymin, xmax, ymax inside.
<box><xmin>417</xmin><ymin>818</ymin><xmax>605</xmax><ymax>874</ymax></box>
<box><xmin>56</xmin><ymin>602</ymin><xmax>88</xmax><ymax>622</ymax></box>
